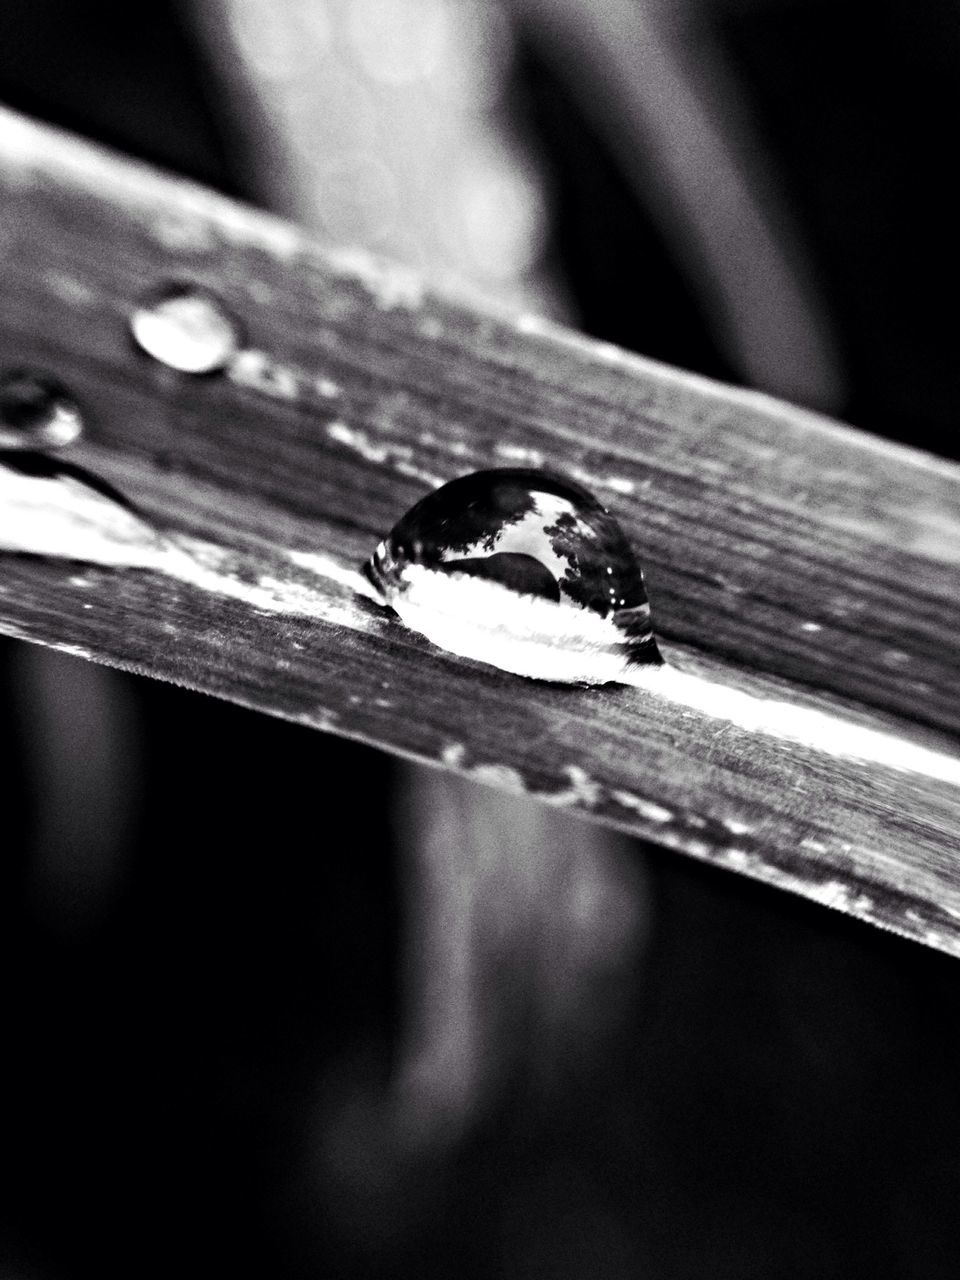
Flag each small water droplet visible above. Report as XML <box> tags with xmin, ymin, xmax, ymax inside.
<box><xmin>130</xmin><ymin>284</ymin><xmax>241</xmax><ymax>373</ymax></box>
<box><xmin>365</xmin><ymin>468</ymin><xmax>661</xmax><ymax>683</ymax></box>
<box><xmin>0</xmin><ymin>369</ymin><xmax>84</xmax><ymax>449</ymax></box>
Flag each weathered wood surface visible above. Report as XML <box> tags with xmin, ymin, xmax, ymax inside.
<box><xmin>1</xmin><ymin>106</ymin><xmax>959</xmax><ymax>955</ymax></box>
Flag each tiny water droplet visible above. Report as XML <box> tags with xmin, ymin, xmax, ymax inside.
<box><xmin>0</xmin><ymin>369</ymin><xmax>84</xmax><ymax>449</ymax></box>
<box><xmin>130</xmin><ymin>284</ymin><xmax>241</xmax><ymax>373</ymax></box>
<box><xmin>365</xmin><ymin>468</ymin><xmax>661</xmax><ymax>683</ymax></box>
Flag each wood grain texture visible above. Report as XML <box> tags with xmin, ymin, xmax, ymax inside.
<box><xmin>1</xmin><ymin>106</ymin><xmax>959</xmax><ymax>955</ymax></box>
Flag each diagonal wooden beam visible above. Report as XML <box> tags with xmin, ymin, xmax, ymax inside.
<box><xmin>1</xmin><ymin>106</ymin><xmax>959</xmax><ymax>955</ymax></box>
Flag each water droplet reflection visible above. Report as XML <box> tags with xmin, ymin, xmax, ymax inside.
<box><xmin>0</xmin><ymin>369</ymin><xmax>84</xmax><ymax>449</ymax></box>
<box><xmin>130</xmin><ymin>284</ymin><xmax>241</xmax><ymax>374</ymax></box>
<box><xmin>366</xmin><ymin>468</ymin><xmax>660</xmax><ymax>683</ymax></box>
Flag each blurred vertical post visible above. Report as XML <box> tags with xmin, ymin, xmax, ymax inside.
<box><xmin>186</xmin><ymin>0</ymin><xmax>652</xmax><ymax>1210</ymax></box>
<box><xmin>515</xmin><ymin>0</ymin><xmax>846</xmax><ymax>412</ymax></box>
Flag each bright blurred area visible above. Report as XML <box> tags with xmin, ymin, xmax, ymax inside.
<box><xmin>2</xmin><ymin>2</ymin><xmax>960</xmax><ymax>1277</ymax></box>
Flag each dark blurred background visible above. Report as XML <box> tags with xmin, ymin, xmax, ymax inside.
<box><xmin>1</xmin><ymin>2</ymin><xmax>960</xmax><ymax>1277</ymax></box>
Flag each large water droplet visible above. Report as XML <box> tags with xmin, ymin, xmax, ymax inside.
<box><xmin>0</xmin><ymin>369</ymin><xmax>84</xmax><ymax>449</ymax></box>
<box><xmin>130</xmin><ymin>284</ymin><xmax>241</xmax><ymax>373</ymax></box>
<box><xmin>365</xmin><ymin>468</ymin><xmax>661</xmax><ymax>683</ymax></box>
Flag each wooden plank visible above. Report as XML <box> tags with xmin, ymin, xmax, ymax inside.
<box><xmin>1</xmin><ymin>106</ymin><xmax>959</xmax><ymax>955</ymax></box>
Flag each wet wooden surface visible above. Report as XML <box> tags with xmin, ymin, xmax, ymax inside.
<box><xmin>1</xmin><ymin>106</ymin><xmax>959</xmax><ymax>955</ymax></box>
